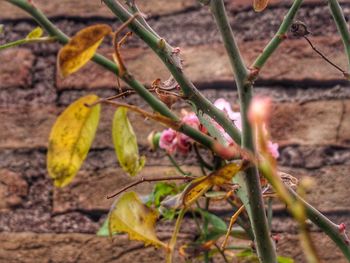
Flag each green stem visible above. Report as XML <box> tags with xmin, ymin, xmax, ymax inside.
<box><xmin>203</xmin><ymin>198</ymin><xmax>210</xmax><ymax>263</ymax></box>
<box><xmin>166</xmin><ymin>153</ymin><xmax>191</xmax><ymax>176</ymax></box>
<box><xmin>5</xmin><ymin>0</ymin><xmax>229</xmax><ymax>156</ymax></box>
<box><xmin>102</xmin><ymin>0</ymin><xmax>242</xmax><ymax>145</ymax></box>
<box><xmin>0</xmin><ymin>36</ymin><xmax>55</xmax><ymax>50</ymax></box>
<box><xmin>288</xmin><ymin>187</ymin><xmax>350</xmax><ymax>261</ymax></box>
<box><xmin>166</xmin><ymin>208</ymin><xmax>186</xmax><ymax>263</ymax></box>
<box><xmin>210</xmin><ymin>1</ymin><xmax>277</xmax><ymax>262</ymax></box>
<box><xmin>252</xmin><ymin>0</ymin><xmax>304</xmax><ymax>71</ymax></box>
<box><xmin>327</xmin><ymin>0</ymin><xmax>350</xmax><ymax>75</ymax></box>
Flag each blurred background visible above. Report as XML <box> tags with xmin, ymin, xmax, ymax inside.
<box><xmin>0</xmin><ymin>0</ymin><xmax>349</xmax><ymax>262</ymax></box>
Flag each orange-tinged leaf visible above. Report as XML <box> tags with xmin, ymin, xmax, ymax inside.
<box><xmin>47</xmin><ymin>95</ymin><xmax>100</xmax><ymax>187</ymax></box>
<box><xmin>182</xmin><ymin>162</ymin><xmax>243</xmax><ymax>207</ymax></box>
<box><xmin>108</xmin><ymin>191</ymin><xmax>167</xmax><ymax>248</ymax></box>
<box><xmin>58</xmin><ymin>24</ymin><xmax>112</xmax><ymax>77</ymax></box>
<box><xmin>253</xmin><ymin>0</ymin><xmax>270</xmax><ymax>12</ymax></box>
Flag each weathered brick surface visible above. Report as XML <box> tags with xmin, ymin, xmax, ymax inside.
<box><xmin>277</xmin><ymin>233</ymin><xmax>348</xmax><ymax>263</ymax></box>
<box><xmin>1</xmin><ymin>100</ymin><xmax>348</xmax><ymax>150</ymax></box>
<box><xmin>57</xmin><ymin>37</ymin><xmax>348</xmax><ymax>91</ymax></box>
<box><xmin>0</xmin><ymin>48</ymin><xmax>34</xmax><ymax>89</ymax></box>
<box><xmin>53</xmin><ymin>166</ymin><xmax>200</xmax><ymax>214</ymax></box>
<box><xmin>0</xmin><ymin>169</ymin><xmax>28</xmax><ymax>211</ymax></box>
<box><xmin>0</xmin><ymin>231</ymin><xmax>347</xmax><ymax>263</ymax></box>
<box><xmin>0</xmin><ymin>0</ymin><xmax>198</xmax><ymax>19</ymax></box>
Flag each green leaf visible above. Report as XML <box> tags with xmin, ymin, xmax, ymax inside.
<box><xmin>58</xmin><ymin>24</ymin><xmax>112</xmax><ymax>77</ymax></box>
<box><xmin>97</xmin><ymin>217</ymin><xmax>120</xmax><ymax>237</ymax></box>
<box><xmin>112</xmin><ymin>107</ymin><xmax>145</xmax><ymax>177</ymax></box>
<box><xmin>47</xmin><ymin>95</ymin><xmax>100</xmax><ymax>187</ymax></box>
<box><xmin>108</xmin><ymin>191</ymin><xmax>167</xmax><ymax>248</ymax></box>
<box><xmin>147</xmin><ymin>182</ymin><xmax>178</xmax><ymax>207</ymax></box>
<box><xmin>199</xmin><ymin>210</ymin><xmax>227</xmax><ymax>232</ymax></box>
<box><xmin>277</xmin><ymin>256</ymin><xmax>294</xmax><ymax>263</ymax></box>
<box><xmin>26</xmin><ymin>27</ymin><xmax>43</xmax><ymax>40</ymax></box>
<box><xmin>0</xmin><ymin>25</ymin><xmax>4</xmax><ymax>35</ymax></box>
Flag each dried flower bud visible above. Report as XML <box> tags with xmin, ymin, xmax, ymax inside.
<box><xmin>147</xmin><ymin>131</ymin><xmax>161</xmax><ymax>151</ymax></box>
<box><xmin>291</xmin><ymin>21</ymin><xmax>310</xmax><ymax>37</ymax></box>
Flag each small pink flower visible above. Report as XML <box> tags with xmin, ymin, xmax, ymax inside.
<box><xmin>159</xmin><ymin>128</ymin><xmax>177</xmax><ymax>154</ymax></box>
<box><xmin>176</xmin><ymin>133</ymin><xmax>191</xmax><ymax>154</ymax></box>
<box><xmin>182</xmin><ymin>112</ymin><xmax>200</xmax><ymax>129</ymax></box>
<box><xmin>214</xmin><ymin>98</ymin><xmax>237</xmax><ymax>120</ymax></box>
<box><xmin>267</xmin><ymin>141</ymin><xmax>279</xmax><ymax>159</ymax></box>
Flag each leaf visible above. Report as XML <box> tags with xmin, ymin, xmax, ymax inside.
<box><xmin>0</xmin><ymin>25</ymin><xmax>4</xmax><ymax>35</ymax></box>
<box><xmin>253</xmin><ymin>0</ymin><xmax>270</xmax><ymax>12</ymax></box>
<box><xmin>97</xmin><ymin>217</ymin><xmax>121</xmax><ymax>236</ymax></box>
<box><xmin>182</xmin><ymin>162</ymin><xmax>243</xmax><ymax>207</ymax></box>
<box><xmin>108</xmin><ymin>191</ymin><xmax>167</xmax><ymax>248</ymax></box>
<box><xmin>277</xmin><ymin>256</ymin><xmax>294</xmax><ymax>263</ymax></box>
<box><xmin>147</xmin><ymin>182</ymin><xmax>178</xmax><ymax>207</ymax></box>
<box><xmin>47</xmin><ymin>95</ymin><xmax>100</xmax><ymax>187</ymax></box>
<box><xmin>199</xmin><ymin>210</ymin><xmax>227</xmax><ymax>231</ymax></box>
<box><xmin>26</xmin><ymin>27</ymin><xmax>43</xmax><ymax>40</ymax></box>
<box><xmin>58</xmin><ymin>24</ymin><xmax>112</xmax><ymax>77</ymax></box>
<box><xmin>112</xmin><ymin>107</ymin><xmax>146</xmax><ymax>177</ymax></box>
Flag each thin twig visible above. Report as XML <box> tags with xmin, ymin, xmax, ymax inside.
<box><xmin>304</xmin><ymin>36</ymin><xmax>347</xmax><ymax>76</ymax></box>
<box><xmin>107</xmin><ymin>176</ymin><xmax>194</xmax><ymax>199</ymax></box>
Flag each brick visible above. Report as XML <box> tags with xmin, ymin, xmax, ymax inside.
<box><xmin>53</xmin><ymin>166</ymin><xmax>200</xmax><ymax>214</ymax></box>
<box><xmin>57</xmin><ymin>37</ymin><xmax>348</xmax><ymax>91</ymax></box>
<box><xmin>0</xmin><ymin>232</ymin><xmax>193</xmax><ymax>263</ymax></box>
<box><xmin>0</xmin><ymin>0</ymin><xmax>198</xmax><ymax>20</ymax></box>
<box><xmin>1</xmin><ymin>99</ymin><xmax>348</xmax><ymax>150</ymax></box>
<box><xmin>0</xmin><ymin>48</ymin><xmax>34</xmax><ymax>89</ymax></box>
<box><xmin>278</xmin><ymin>165</ymin><xmax>350</xmax><ymax>211</ymax></box>
<box><xmin>277</xmin><ymin>233</ymin><xmax>348</xmax><ymax>263</ymax></box>
<box><xmin>0</xmin><ymin>169</ymin><xmax>28</xmax><ymax>211</ymax></box>
<box><xmin>271</xmin><ymin>100</ymin><xmax>350</xmax><ymax>146</ymax></box>
<box><xmin>0</xmin><ymin>104</ymin><xmax>162</xmax><ymax>149</ymax></box>
<box><xmin>0</xmin><ymin>231</ymin><xmax>347</xmax><ymax>263</ymax></box>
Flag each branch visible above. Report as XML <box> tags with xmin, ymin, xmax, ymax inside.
<box><xmin>5</xmin><ymin>0</ymin><xmax>239</xmax><ymax>157</ymax></box>
<box><xmin>210</xmin><ymin>1</ymin><xmax>277</xmax><ymax>262</ymax></box>
<box><xmin>327</xmin><ymin>0</ymin><xmax>350</xmax><ymax>78</ymax></box>
<box><xmin>288</xmin><ymin>187</ymin><xmax>350</xmax><ymax>261</ymax></box>
<box><xmin>107</xmin><ymin>175</ymin><xmax>194</xmax><ymax>199</ymax></box>
<box><xmin>101</xmin><ymin>0</ymin><xmax>242</xmax><ymax>145</ymax></box>
<box><xmin>252</xmin><ymin>0</ymin><xmax>304</xmax><ymax>72</ymax></box>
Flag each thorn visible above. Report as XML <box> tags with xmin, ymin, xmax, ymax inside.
<box><xmin>339</xmin><ymin>223</ymin><xmax>346</xmax><ymax>233</ymax></box>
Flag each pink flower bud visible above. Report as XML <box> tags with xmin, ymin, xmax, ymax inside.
<box><xmin>248</xmin><ymin>97</ymin><xmax>271</xmax><ymax>124</ymax></box>
<box><xmin>159</xmin><ymin>128</ymin><xmax>177</xmax><ymax>154</ymax></box>
<box><xmin>267</xmin><ymin>141</ymin><xmax>279</xmax><ymax>159</ymax></box>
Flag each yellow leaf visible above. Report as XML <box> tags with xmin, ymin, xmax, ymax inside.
<box><xmin>26</xmin><ymin>27</ymin><xmax>43</xmax><ymax>39</ymax></box>
<box><xmin>108</xmin><ymin>191</ymin><xmax>167</xmax><ymax>248</ymax></box>
<box><xmin>253</xmin><ymin>0</ymin><xmax>270</xmax><ymax>12</ymax></box>
<box><xmin>58</xmin><ymin>24</ymin><xmax>112</xmax><ymax>77</ymax></box>
<box><xmin>182</xmin><ymin>162</ymin><xmax>243</xmax><ymax>207</ymax></box>
<box><xmin>112</xmin><ymin>107</ymin><xmax>146</xmax><ymax>177</ymax></box>
<box><xmin>47</xmin><ymin>95</ymin><xmax>100</xmax><ymax>187</ymax></box>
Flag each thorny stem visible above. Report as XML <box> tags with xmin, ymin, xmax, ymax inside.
<box><xmin>0</xmin><ymin>36</ymin><xmax>55</xmax><ymax>50</ymax></box>
<box><xmin>288</xmin><ymin>187</ymin><xmax>350</xmax><ymax>261</ymax></box>
<box><xmin>210</xmin><ymin>0</ymin><xmax>277</xmax><ymax>262</ymax></box>
<box><xmin>102</xmin><ymin>0</ymin><xmax>242</xmax><ymax>144</ymax></box>
<box><xmin>252</xmin><ymin>0</ymin><xmax>304</xmax><ymax>72</ymax></box>
<box><xmin>106</xmin><ymin>176</ymin><xmax>195</xmax><ymax>199</ymax></box>
<box><xmin>5</xmin><ymin>0</ymin><xmax>238</xmax><ymax>159</ymax></box>
<box><xmin>327</xmin><ymin>0</ymin><xmax>350</xmax><ymax>77</ymax></box>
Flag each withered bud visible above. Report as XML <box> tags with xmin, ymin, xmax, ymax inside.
<box><xmin>291</xmin><ymin>21</ymin><xmax>310</xmax><ymax>37</ymax></box>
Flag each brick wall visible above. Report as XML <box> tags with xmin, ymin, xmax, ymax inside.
<box><xmin>0</xmin><ymin>1</ymin><xmax>349</xmax><ymax>262</ymax></box>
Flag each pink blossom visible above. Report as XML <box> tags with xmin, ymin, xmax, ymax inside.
<box><xmin>176</xmin><ymin>133</ymin><xmax>191</xmax><ymax>154</ymax></box>
<box><xmin>267</xmin><ymin>141</ymin><xmax>279</xmax><ymax>159</ymax></box>
<box><xmin>159</xmin><ymin>128</ymin><xmax>177</xmax><ymax>154</ymax></box>
<box><xmin>181</xmin><ymin>112</ymin><xmax>200</xmax><ymax>129</ymax></box>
